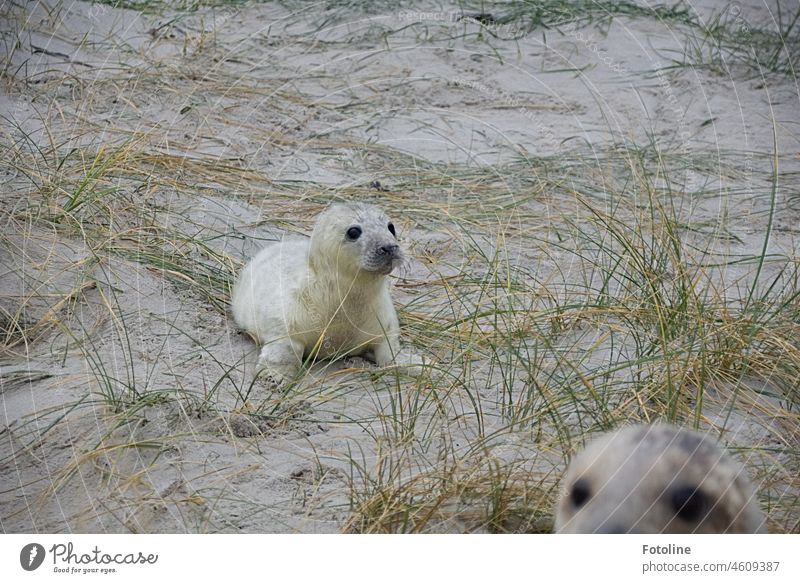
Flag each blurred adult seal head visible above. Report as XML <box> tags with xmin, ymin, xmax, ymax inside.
<box><xmin>555</xmin><ymin>424</ymin><xmax>766</xmax><ymax>533</ymax></box>
<box><xmin>231</xmin><ymin>202</ymin><xmax>421</xmax><ymax>382</ymax></box>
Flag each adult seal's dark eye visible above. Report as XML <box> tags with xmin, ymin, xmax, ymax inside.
<box><xmin>570</xmin><ymin>478</ymin><xmax>591</xmax><ymax>508</ymax></box>
<box><xmin>670</xmin><ymin>485</ymin><xmax>709</xmax><ymax>523</ymax></box>
<box><xmin>346</xmin><ymin>226</ymin><xmax>362</xmax><ymax>240</ymax></box>
<box><xmin>388</xmin><ymin>222</ymin><xmax>396</xmax><ymax>237</ymax></box>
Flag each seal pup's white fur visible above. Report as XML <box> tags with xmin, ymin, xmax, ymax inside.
<box><xmin>232</xmin><ymin>202</ymin><xmax>418</xmax><ymax>382</ymax></box>
<box><xmin>555</xmin><ymin>424</ymin><xmax>766</xmax><ymax>533</ymax></box>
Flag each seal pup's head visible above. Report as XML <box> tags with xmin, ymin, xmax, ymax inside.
<box><xmin>555</xmin><ymin>424</ymin><xmax>766</xmax><ymax>533</ymax></box>
<box><xmin>310</xmin><ymin>203</ymin><xmax>403</xmax><ymax>277</ymax></box>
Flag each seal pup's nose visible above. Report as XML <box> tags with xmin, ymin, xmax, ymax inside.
<box><xmin>379</xmin><ymin>244</ymin><xmax>399</xmax><ymax>256</ymax></box>
<box><xmin>595</xmin><ymin>524</ymin><xmax>630</xmax><ymax>534</ymax></box>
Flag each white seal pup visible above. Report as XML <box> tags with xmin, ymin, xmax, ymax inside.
<box><xmin>232</xmin><ymin>202</ymin><xmax>419</xmax><ymax>382</ymax></box>
<box><xmin>555</xmin><ymin>424</ymin><xmax>766</xmax><ymax>533</ymax></box>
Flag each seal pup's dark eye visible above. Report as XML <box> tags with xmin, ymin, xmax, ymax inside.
<box><xmin>346</xmin><ymin>226</ymin><xmax>362</xmax><ymax>240</ymax></box>
<box><xmin>570</xmin><ymin>478</ymin><xmax>591</xmax><ymax>508</ymax></box>
<box><xmin>670</xmin><ymin>485</ymin><xmax>709</xmax><ymax>523</ymax></box>
<box><xmin>388</xmin><ymin>223</ymin><xmax>396</xmax><ymax>237</ymax></box>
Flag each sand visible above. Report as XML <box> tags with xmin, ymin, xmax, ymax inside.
<box><xmin>1</xmin><ymin>0</ymin><xmax>798</xmax><ymax>533</ymax></box>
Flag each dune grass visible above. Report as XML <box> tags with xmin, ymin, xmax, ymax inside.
<box><xmin>3</xmin><ymin>127</ymin><xmax>799</xmax><ymax>532</ymax></box>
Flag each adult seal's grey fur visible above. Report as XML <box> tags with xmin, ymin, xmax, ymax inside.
<box><xmin>231</xmin><ymin>202</ymin><xmax>421</xmax><ymax>382</ymax></box>
<box><xmin>555</xmin><ymin>424</ymin><xmax>766</xmax><ymax>533</ymax></box>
